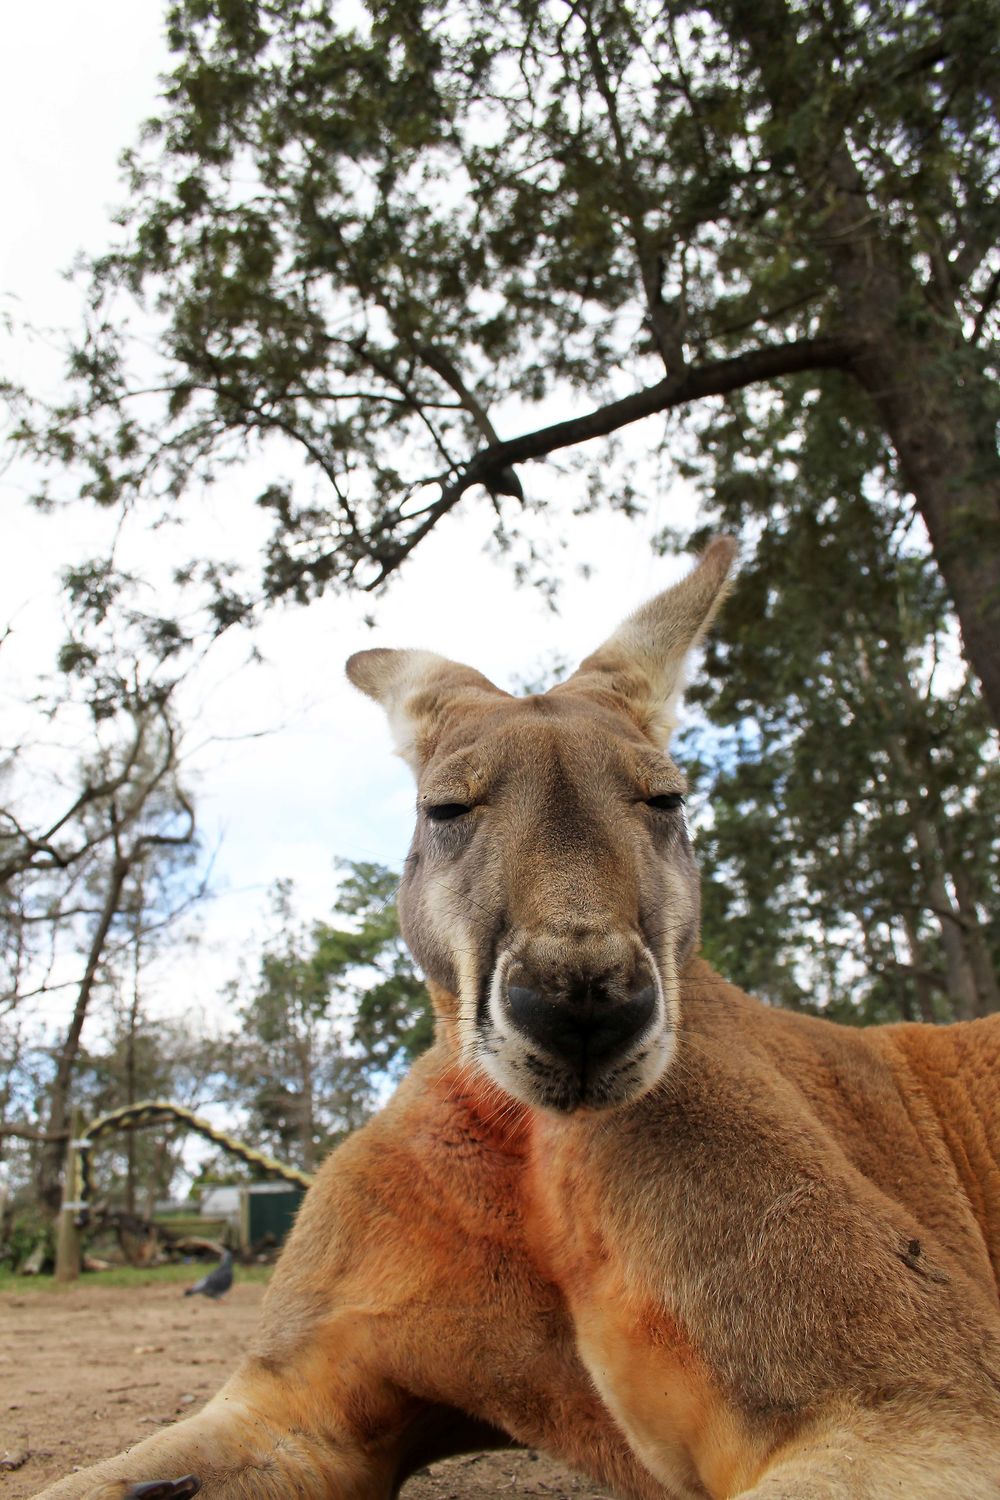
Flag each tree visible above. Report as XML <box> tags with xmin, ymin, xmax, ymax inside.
<box><xmin>72</xmin><ymin>1015</ymin><xmax>226</xmax><ymax>1218</ymax></box>
<box><xmin>16</xmin><ymin>0</ymin><xmax>1000</xmax><ymax>722</ymax></box>
<box><xmin>36</xmin><ymin>715</ymin><xmax>198</xmax><ymax>1212</ymax></box>
<box><xmin>317</xmin><ymin>860</ymin><xmax>432</xmax><ymax>1080</ymax></box>
<box><xmin>0</xmin><ymin>487</ymin><xmax>231</xmax><ymax>1209</ymax></box>
<box><xmin>1</xmin><ymin>683</ymin><xmax>201</xmax><ymax>1212</ymax></box>
<box><xmin>226</xmin><ymin>879</ymin><xmax>371</xmax><ymax>1172</ymax></box>
<box><xmin>681</xmin><ymin>374</ymin><xmax>999</xmax><ymax>1023</ymax></box>
<box><xmin>223</xmin><ymin>864</ymin><xmax>427</xmax><ymax>1171</ymax></box>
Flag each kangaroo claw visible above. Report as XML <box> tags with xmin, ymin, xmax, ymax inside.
<box><xmin>122</xmin><ymin>1479</ymin><xmax>201</xmax><ymax>1499</ymax></box>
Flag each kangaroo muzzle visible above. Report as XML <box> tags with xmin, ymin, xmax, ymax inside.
<box><xmin>478</xmin><ymin>935</ymin><xmax>672</xmax><ymax>1113</ymax></box>
<box><xmin>504</xmin><ymin>969</ymin><xmax>657</xmax><ymax>1074</ymax></box>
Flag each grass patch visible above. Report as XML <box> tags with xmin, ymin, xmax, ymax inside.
<box><xmin>0</xmin><ymin>1261</ymin><xmax>274</xmax><ymax>1294</ymax></box>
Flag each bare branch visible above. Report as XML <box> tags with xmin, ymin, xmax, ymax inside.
<box><xmin>0</xmin><ymin>717</ymin><xmax>149</xmax><ymax>886</ymax></box>
<box><xmin>0</xmin><ymin>1123</ymin><xmax>69</xmax><ymax>1143</ymax></box>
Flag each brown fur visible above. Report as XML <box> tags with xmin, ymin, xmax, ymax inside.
<box><xmin>37</xmin><ymin>542</ymin><xmax>1000</xmax><ymax>1499</ymax></box>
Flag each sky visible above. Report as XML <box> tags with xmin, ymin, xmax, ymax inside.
<box><xmin>1</xmin><ymin>3</ymin><xmax>700</xmax><ymax>1057</ymax></box>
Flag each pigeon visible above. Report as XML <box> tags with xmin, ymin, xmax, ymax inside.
<box><xmin>183</xmin><ymin>1249</ymin><xmax>233</xmax><ymax>1299</ymax></box>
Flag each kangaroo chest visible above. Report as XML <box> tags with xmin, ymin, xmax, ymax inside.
<box><xmin>522</xmin><ymin>1125</ymin><xmax>779</xmax><ymax>1500</ymax></box>
<box><xmin>570</xmin><ymin>1269</ymin><xmax>774</xmax><ymax>1499</ymax></box>
<box><xmin>518</xmin><ymin>1046</ymin><xmax>1000</xmax><ymax>1500</ymax></box>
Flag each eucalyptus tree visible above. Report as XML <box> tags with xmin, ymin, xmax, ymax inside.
<box><xmin>317</xmin><ymin>860</ymin><xmax>432</xmax><ymax>1080</ymax></box>
<box><xmin>225</xmin><ymin>879</ymin><xmax>376</xmax><ymax>1172</ymax></box>
<box><xmin>222</xmin><ymin>863</ymin><xmax>427</xmax><ymax>1171</ymax></box>
<box><xmin>1</xmin><ymin>649</ymin><xmax>201</xmax><ymax>1212</ymax></box>
<box><xmin>29</xmin><ymin>698</ymin><xmax>200</xmax><ymax>1213</ymax></box>
<box><xmin>19</xmin><ymin>0</ymin><xmax>1000</xmax><ymax>721</ymax></box>
<box><xmin>683</xmin><ymin>375</ymin><xmax>1000</xmax><ymax>1023</ymax></box>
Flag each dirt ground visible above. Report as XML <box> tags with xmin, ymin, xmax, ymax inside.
<box><xmin>0</xmin><ymin>1281</ymin><xmax>612</xmax><ymax>1500</ymax></box>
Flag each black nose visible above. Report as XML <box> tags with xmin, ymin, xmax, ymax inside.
<box><xmin>505</xmin><ymin>977</ymin><xmax>656</xmax><ymax>1069</ymax></box>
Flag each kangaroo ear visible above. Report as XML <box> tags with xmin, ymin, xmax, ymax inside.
<box><xmin>346</xmin><ymin>648</ymin><xmax>505</xmax><ymax>771</ymax></box>
<box><xmin>555</xmin><ymin>537</ymin><xmax>737</xmax><ymax>745</ymax></box>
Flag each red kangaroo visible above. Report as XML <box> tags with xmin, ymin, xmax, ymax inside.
<box><xmin>38</xmin><ymin>540</ymin><xmax>1000</xmax><ymax>1499</ymax></box>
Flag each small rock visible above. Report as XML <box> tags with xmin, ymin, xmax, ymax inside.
<box><xmin>0</xmin><ymin>1443</ymin><xmax>30</xmax><ymax>1473</ymax></box>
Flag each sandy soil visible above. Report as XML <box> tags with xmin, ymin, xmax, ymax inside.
<box><xmin>0</xmin><ymin>1281</ymin><xmax>612</xmax><ymax>1500</ymax></box>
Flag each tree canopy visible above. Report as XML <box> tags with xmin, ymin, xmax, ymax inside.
<box><xmin>220</xmin><ymin>866</ymin><xmax>427</xmax><ymax>1172</ymax></box>
<box><xmin>682</xmin><ymin>372</ymin><xmax>999</xmax><ymax>1022</ymax></box>
<box><xmin>17</xmin><ymin>0</ymin><xmax>1000</xmax><ymax>721</ymax></box>
<box><xmin>3</xmin><ymin>0</ymin><xmax>999</xmax><ymax>1258</ymax></box>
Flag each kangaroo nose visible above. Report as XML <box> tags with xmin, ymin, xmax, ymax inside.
<box><xmin>505</xmin><ymin>976</ymin><xmax>656</xmax><ymax>1068</ymax></box>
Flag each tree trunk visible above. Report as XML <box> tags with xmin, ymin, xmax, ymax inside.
<box><xmin>950</xmin><ymin>867</ymin><xmax>1000</xmax><ymax>1018</ymax></box>
<box><xmin>816</xmin><ymin>154</ymin><xmax>1000</xmax><ymax>728</ymax></box>
<box><xmin>125</xmin><ymin>902</ymin><xmax>143</xmax><ymax>1217</ymax></box>
<box><xmin>851</xmin><ymin>337</ymin><xmax>1000</xmax><ymax>731</ymax></box>
<box><xmin>880</xmin><ymin>725</ymin><xmax>985</xmax><ymax>1022</ymax></box>
<box><xmin>900</xmin><ymin>912</ymin><xmax>939</xmax><ymax>1026</ymax></box>
<box><xmin>724</xmin><ymin>0</ymin><xmax>1000</xmax><ymax>731</ymax></box>
<box><xmin>908</xmin><ymin>812</ymin><xmax>980</xmax><ymax>1021</ymax></box>
<box><xmin>37</xmin><ymin>857</ymin><xmax>128</xmax><ymax>1215</ymax></box>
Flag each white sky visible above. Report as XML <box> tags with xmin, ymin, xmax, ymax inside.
<box><xmin>1</xmin><ymin>2</ymin><xmax>700</xmax><ymax>1051</ymax></box>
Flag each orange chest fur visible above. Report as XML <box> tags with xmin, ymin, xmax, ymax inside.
<box><xmin>569</xmin><ymin>1270</ymin><xmax>773</xmax><ymax>1499</ymax></box>
<box><xmin>416</xmin><ymin>1073</ymin><xmax>778</xmax><ymax>1497</ymax></box>
<box><xmin>523</xmin><ymin>1135</ymin><xmax>776</xmax><ymax>1500</ymax></box>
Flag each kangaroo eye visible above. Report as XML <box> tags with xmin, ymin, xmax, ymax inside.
<box><xmin>425</xmin><ymin>802</ymin><xmax>472</xmax><ymax>822</ymax></box>
<box><xmin>646</xmin><ymin>793</ymin><xmax>685</xmax><ymax>811</ymax></box>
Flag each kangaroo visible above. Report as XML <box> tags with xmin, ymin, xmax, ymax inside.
<box><xmin>37</xmin><ymin>539</ymin><xmax>1000</xmax><ymax>1500</ymax></box>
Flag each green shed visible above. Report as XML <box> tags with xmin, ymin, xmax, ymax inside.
<box><xmin>240</xmin><ymin>1182</ymin><xmax>306</xmax><ymax>1250</ymax></box>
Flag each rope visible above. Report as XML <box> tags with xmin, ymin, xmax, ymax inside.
<box><xmin>75</xmin><ymin>1099</ymin><xmax>313</xmax><ymax>1227</ymax></box>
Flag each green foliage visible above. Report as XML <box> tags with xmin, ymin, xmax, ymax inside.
<box><xmin>0</xmin><ymin>1206</ymin><xmax>54</xmax><ymax>1273</ymax></box>
<box><xmin>17</xmin><ymin>0</ymin><xmax>996</xmax><ymax>635</ymax></box>
<box><xmin>224</xmin><ymin>864</ymin><xmax>428</xmax><ymax>1170</ymax></box>
<box><xmin>318</xmin><ymin>860</ymin><xmax>433</xmax><ymax>1076</ymax></box>
<box><xmin>680</xmin><ymin>374</ymin><xmax>1000</xmax><ymax>1021</ymax></box>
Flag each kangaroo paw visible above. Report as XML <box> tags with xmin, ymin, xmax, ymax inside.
<box><xmin>122</xmin><ymin>1480</ymin><xmax>201</xmax><ymax>1500</ymax></box>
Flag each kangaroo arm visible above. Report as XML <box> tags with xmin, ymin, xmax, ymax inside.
<box><xmin>33</xmin><ymin>1054</ymin><xmax>658</xmax><ymax>1500</ymax></box>
<box><xmin>34</xmin><ymin>1378</ymin><xmax>517</xmax><ymax>1500</ymax></box>
<box><xmin>34</xmin><ymin>1383</ymin><xmax>384</xmax><ymax>1500</ymax></box>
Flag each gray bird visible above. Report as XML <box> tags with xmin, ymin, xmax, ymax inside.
<box><xmin>183</xmin><ymin>1249</ymin><xmax>233</xmax><ymax>1299</ymax></box>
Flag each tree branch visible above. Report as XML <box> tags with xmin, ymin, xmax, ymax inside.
<box><xmin>0</xmin><ymin>719</ymin><xmax>148</xmax><ymax>886</ymax></box>
<box><xmin>365</xmin><ymin>333</ymin><xmax>855</xmax><ymax>587</ymax></box>
<box><xmin>971</xmin><ymin>264</ymin><xmax>1000</xmax><ymax>344</ymax></box>
<box><xmin>0</xmin><ymin>1123</ymin><xmax>69</xmax><ymax>1143</ymax></box>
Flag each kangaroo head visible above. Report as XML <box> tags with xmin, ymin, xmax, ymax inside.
<box><xmin>347</xmin><ymin>538</ymin><xmax>736</xmax><ymax>1113</ymax></box>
